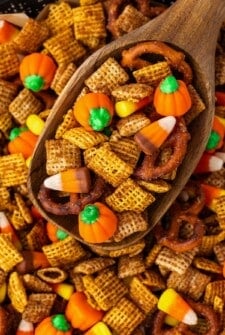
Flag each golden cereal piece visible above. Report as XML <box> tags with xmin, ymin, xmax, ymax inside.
<box><xmin>44</xmin><ymin>28</ymin><xmax>86</xmax><ymax>66</ymax></box>
<box><xmin>14</xmin><ymin>19</ymin><xmax>49</xmax><ymax>53</ymax></box>
<box><xmin>55</xmin><ymin>108</ymin><xmax>78</xmax><ymax>139</ymax></box>
<box><xmin>73</xmin><ymin>257</ymin><xmax>115</xmax><ymax>275</ymax></box>
<box><xmin>14</xmin><ymin>193</ymin><xmax>32</xmax><ymax>224</ymax></box>
<box><xmin>155</xmin><ymin>246</ymin><xmax>198</xmax><ymax>275</ymax></box>
<box><xmin>70</xmin><ymin>273</ymin><xmax>85</xmax><ymax>292</ymax></box>
<box><xmin>63</xmin><ymin>127</ymin><xmax>107</xmax><ymax>150</ymax></box>
<box><xmin>83</xmin><ymin>270</ymin><xmax>128</xmax><ymax>311</ymax></box>
<box><xmin>80</xmin><ymin>0</ymin><xmax>98</xmax><ymax>5</ymax></box>
<box><xmin>51</xmin><ymin>63</ymin><xmax>77</xmax><ymax>95</ymax></box>
<box><xmin>0</xmin><ymin>43</ymin><xmax>20</xmax><ymax>79</ymax></box>
<box><xmin>83</xmin><ymin>147</ymin><xmax>98</xmax><ymax>166</ymax></box>
<box><xmin>85</xmin><ymin>57</ymin><xmax>129</xmax><ymax>94</ymax></box>
<box><xmin>214</xmin><ymin>242</ymin><xmax>225</xmax><ymax>265</ymax></box>
<box><xmin>214</xmin><ymin>195</ymin><xmax>225</xmax><ymax>221</ymax></box>
<box><xmin>0</xmin><ymin>187</ymin><xmax>10</xmax><ymax>211</ymax></box>
<box><xmin>115</xmin><ymin>4</ymin><xmax>149</xmax><ymax>35</ymax></box>
<box><xmin>113</xmin><ymin>211</ymin><xmax>148</xmax><ymax>242</ymax></box>
<box><xmin>138</xmin><ymin>179</ymin><xmax>171</xmax><ymax>193</ymax></box>
<box><xmin>84</xmin><ymin>290</ymin><xmax>101</xmax><ymax>310</ymax></box>
<box><xmin>37</xmin><ymin>267</ymin><xmax>67</xmax><ymax>284</ymax></box>
<box><xmin>0</xmin><ymin>112</ymin><xmax>12</xmax><ymax>134</ymax></box>
<box><xmin>159</xmin><ymin>147</ymin><xmax>177</xmax><ymax>180</ymax></box>
<box><xmin>9</xmin><ymin>88</ymin><xmax>43</xmax><ymax>125</ymax></box>
<box><xmin>129</xmin><ymin>276</ymin><xmax>158</xmax><ymax>314</ymax></box>
<box><xmin>0</xmin><ymin>269</ymin><xmax>6</xmax><ymax>287</ymax></box>
<box><xmin>118</xmin><ymin>255</ymin><xmax>145</xmax><ymax>278</ymax></box>
<box><xmin>204</xmin><ymin>168</ymin><xmax>225</xmax><ymax>189</ymax></box>
<box><xmin>109</xmin><ymin>138</ymin><xmax>141</xmax><ymax>168</ymax></box>
<box><xmin>214</xmin><ymin>295</ymin><xmax>224</xmax><ymax>314</ymax></box>
<box><xmin>167</xmin><ymin>266</ymin><xmax>211</xmax><ymax>301</ymax></box>
<box><xmin>109</xmin><ymin>240</ymin><xmax>146</xmax><ymax>258</ymax></box>
<box><xmin>138</xmin><ymin>270</ymin><xmax>166</xmax><ymax>291</ymax></box>
<box><xmin>193</xmin><ymin>257</ymin><xmax>223</xmax><ymax>274</ymax></box>
<box><xmin>10</xmin><ymin>207</ymin><xmax>26</xmax><ymax>230</ymax></box>
<box><xmin>133</xmin><ymin>61</ymin><xmax>171</xmax><ymax>86</ymax></box>
<box><xmin>8</xmin><ymin>272</ymin><xmax>27</xmax><ymax>313</ymax></box>
<box><xmin>45</xmin><ymin>138</ymin><xmax>81</xmax><ymax>175</ymax></box>
<box><xmin>22</xmin><ymin>293</ymin><xmax>56</xmax><ymax>323</ymax></box>
<box><xmin>73</xmin><ymin>3</ymin><xmax>106</xmax><ymax>49</ymax></box>
<box><xmin>116</xmin><ymin>112</ymin><xmax>150</xmax><ymax>137</ymax></box>
<box><xmin>88</xmin><ymin>144</ymin><xmax>133</xmax><ymax>187</ymax></box>
<box><xmin>112</xmin><ymin>83</ymin><xmax>153</xmax><ymax>103</ymax></box>
<box><xmin>38</xmin><ymin>109</ymin><xmax>52</xmax><ymax>120</ymax></box>
<box><xmin>23</xmin><ymin>274</ymin><xmax>53</xmax><ymax>293</ymax></box>
<box><xmin>199</xmin><ymin>230</ymin><xmax>225</xmax><ymax>256</ymax></box>
<box><xmin>0</xmin><ymin>234</ymin><xmax>23</xmax><ymax>273</ymax></box>
<box><xmin>0</xmin><ymin>79</ymin><xmax>18</xmax><ymax>114</ymax></box>
<box><xmin>24</xmin><ymin>221</ymin><xmax>49</xmax><ymax>251</ymax></box>
<box><xmin>204</xmin><ymin>280</ymin><xmax>225</xmax><ymax>305</ymax></box>
<box><xmin>44</xmin><ymin>2</ymin><xmax>73</xmax><ymax>35</ymax></box>
<box><xmin>0</xmin><ymin>153</ymin><xmax>27</xmax><ymax>187</ymax></box>
<box><xmin>103</xmin><ymin>297</ymin><xmax>145</xmax><ymax>335</ymax></box>
<box><xmin>145</xmin><ymin>244</ymin><xmax>163</xmax><ymax>267</ymax></box>
<box><xmin>106</xmin><ymin>178</ymin><xmax>155</xmax><ymax>212</ymax></box>
<box><xmin>184</xmin><ymin>84</ymin><xmax>206</xmax><ymax>124</ymax></box>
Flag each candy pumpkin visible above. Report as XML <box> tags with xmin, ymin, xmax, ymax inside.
<box><xmin>73</xmin><ymin>92</ymin><xmax>114</xmax><ymax>131</ymax></box>
<box><xmin>46</xmin><ymin>221</ymin><xmax>68</xmax><ymax>242</ymax></box>
<box><xmin>206</xmin><ymin>116</ymin><xmax>225</xmax><ymax>152</ymax></box>
<box><xmin>8</xmin><ymin>127</ymin><xmax>38</xmax><ymax>159</ymax></box>
<box><xmin>20</xmin><ymin>53</ymin><xmax>57</xmax><ymax>92</ymax></box>
<box><xmin>65</xmin><ymin>292</ymin><xmax>104</xmax><ymax>331</ymax></box>
<box><xmin>35</xmin><ymin>314</ymin><xmax>72</xmax><ymax>335</ymax></box>
<box><xmin>153</xmin><ymin>75</ymin><xmax>192</xmax><ymax>116</ymax></box>
<box><xmin>78</xmin><ymin>202</ymin><xmax>118</xmax><ymax>243</ymax></box>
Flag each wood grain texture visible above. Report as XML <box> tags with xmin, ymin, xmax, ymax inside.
<box><xmin>28</xmin><ymin>0</ymin><xmax>225</xmax><ymax>250</ymax></box>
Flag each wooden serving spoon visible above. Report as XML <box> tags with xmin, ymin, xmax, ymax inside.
<box><xmin>28</xmin><ymin>0</ymin><xmax>225</xmax><ymax>250</ymax></box>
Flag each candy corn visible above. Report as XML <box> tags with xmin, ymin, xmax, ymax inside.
<box><xmin>134</xmin><ymin>116</ymin><xmax>176</xmax><ymax>154</ymax></box>
<box><xmin>115</xmin><ymin>96</ymin><xmax>152</xmax><ymax>118</ymax></box>
<box><xmin>51</xmin><ymin>283</ymin><xmax>74</xmax><ymax>300</ymax></box>
<box><xmin>84</xmin><ymin>322</ymin><xmax>112</xmax><ymax>335</ymax></box>
<box><xmin>194</xmin><ymin>153</ymin><xmax>224</xmax><ymax>174</ymax></box>
<box><xmin>200</xmin><ymin>183</ymin><xmax>225</xmax><ymax>210</ymax></box>
<box><xmin>16</xmin><ymin>251</ymin><xmax>50</xmax><ymax>274</ymax></box>
<box><xmin>44</xmin><ymin>167</ymin><xmax>91</xmax><ymax>193</ymax></box>
<box><xmin>158</xmin><ymin>288</ymin><xmax>197</xmax><ymax>325</ymax></box>
<box><xmin>0</xmin><ymin>212</ymin><xmax>22</xmax><ymax>250</ymax></box>
<box><xmin>26</xmin><ymin>114</ymin><xmax>45</xmax><ymax>136</ymax></box>
<box><xmin>0</xmin><ymin>20</ymin><xmax>19</xmax><ymax>43</ymax></box>
<box><xmin>215</xmin><ymin>151</ymin><xmax>225</xmax><ymax>162</ymax></box>
<box><xmin>16</xmin><ymin>319</ymin><xmax>34</xmax><ymax>335</ymax></box>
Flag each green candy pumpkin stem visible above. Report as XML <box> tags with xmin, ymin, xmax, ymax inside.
<box><xmin>52</xmin><ymin>314</ymin><xmax>70</xmax><ymax>332</ymax></box>
<box><xmin>56</xmin><ymin>229</ymin><xmax>68</xmax><ymax>240</ymax></box>
<box><xmin>24</xmin><ymin>74</ymin><xmax>45</xmax><ymax>92</ymax></box>
<box><xmin>160</xmin><ymin>75</ymin><xmax>179</xmax><ymax>94</ymax></box>
<box><xmin>206</xmin><ymin>130</ymin><xmax>221</xmax><ymax>150</ymax></box>
<box><xmin>89</xmin><ymin>107</ymin><xmax>111</xmax><ymax>131</ymax></box>
<box><xmin>81</xmin><ymin>204</ymin><xmax>99</xmax><ymax>224</ymax></box>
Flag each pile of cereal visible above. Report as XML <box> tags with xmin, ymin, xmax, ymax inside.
<box><xmin>0</xmin><ymin>1</ymin><xmax>225</xmax><ymax>334</ymax></box>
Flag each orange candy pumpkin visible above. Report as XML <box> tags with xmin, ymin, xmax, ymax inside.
<box><xmin>8</xmin><ymin>127</ymin><xmax>38</xmax><ymax>159</ymax></box>
<box><xmin>73</xmin><ymin>92</ymin><xmax>114</xmax><ymax>131</ymax></box>
<box><xmin>205</xmin><ymin>116</ymin><xmax>225</xmax><ymax>152</ymax></box>
<box><xmin>20</xmin><ymin>53</ymin><xmax>57</xmax><ymax>92</ymax></box>
<box><xmin>35</xmin><ymin>314</ymin><xmax>72</xmax><ymax>335</ymax></box>
<box><xmin>65</xmin><ymin>292</ymin><xmax>104</xmax><ymax>331</ymax></box>
<box><xmin>153</xmin><ymin>75</ymin><xmax>192</xmax><ymax>116</ymax></box>
<box><xmin>78</xmin><ymin>202</ymin><xmax>118</xmax><ymax>243</ymax></box>
<box><xmin>46</xmin><ymin>221</ymin><xmax>68</xmax><ymax>242</ymax></box>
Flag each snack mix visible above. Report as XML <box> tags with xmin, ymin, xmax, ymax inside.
<box><xmin>0</xmin><ymin>1</ymin><xmax>225</xmax><ymax>334</ymax></box>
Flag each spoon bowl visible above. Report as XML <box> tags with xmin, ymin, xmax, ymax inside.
<box><xmin>28</xmin><ymin>0</ymin><xmax>225</xmax><ymax>250</ymax></box>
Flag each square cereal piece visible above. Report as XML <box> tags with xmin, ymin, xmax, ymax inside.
<box><xmin>0</xmin><ymin>269</ymin><xmax>6</xmax><ymax>287</ymax></box>
<box><xmin>44</xmin><ymin>28</ymin><xmax>86</xmax><ymax>66</ymax></box>
<box><xmin>45</xmin><ymin>138</ymin><xmax>81</xmax><ymax>175</ymax></box>
<box><xmin>133</xmin><ymin>61</ymin><xmax>171</xmax><ymax>86</ymax></box>
<box><xmin>55</xmin><ymin>108</ymin><xmax>78</xmax><ymax>139</ymax></box>
<box><xmin>10</xmin><ymin>207</ymin><xmax>27</xmax><ymax>230</ymax></box>
<box><xmin>24</xmin><ymin>221</ymin><xmax>49</xmax><ymax>251</ymax></box>
<box><xmin>115</xmin><ymin>5</ymin><xmax>149</xmax><ymax>35</ymax></box>
<box><xmin>13</xmin><ymin>19</ymin><xmax>49</xmax><ymax>54</ymax></box>
<box><xmin>42</xmin><ymin>236</ymin><xmax>86</xmax><ymax>268</ymax></box>
<box><xmin>103</xmin><ymin>297</ymin><xmax>145</xmax><ymax>335</ymax></box>
<box><xmin>155</xmin><ymin>246</ymin><xmax>198</xmax><ymax>275</ymax></box>
<box><xmin>50</xmin><ymin>63</ymin><xmax>77</xmax><ymax>95</ymax></box>
<box><xmin>138</xmin><ymin>179</ymin><xmax>171</xmax><ymax>193</ymax></box>
<box><xmin>129</xmin><ymin>276</ymin><xmax>158</xmax><ymax>314</ymax></box>
<box><xmin>109</xmin><ymin>138</ymin><xmax>141</xmax><ymax>168</ymax></box>
<box><xmin>85</xmin><ymin>57</ymin><xmax>129</xmax><ymax>94</ymax></box>
<box><xmin>44</xmin><ymin>2</ymin><xmax>73</xmax><ymax>36</ymax></box>
<box><xmin>199</xmin><ymin>230</ymin><xmax>225</xmax><ymax>256</ymax></box>
<box><xmin>214</xmin><ymin>195</ymin><xmax>225</xmax><ymax>221</ymax></box>
<box><xmin>0</xmin><ymin>43</ymin><xmax>20</xmax><ymax>79</ymax></box>
<box><xmin>145</xmin><ymin>244</ymin><xmax>163</xmax><ymax>267</ymax></box>
<box><xmin>63</xmin><ymin>127</ymin><xmax>107</xmax><ymax>149</ymax></box>
<box><xmin>87</xmin><ymin>144</ymin><xmax>133</xmax><ymax>187</ymax></box>
<box><xmin>114</xmin><ymin>211</ymin><xmax>148</xmax><ymax>242</ymax></box>
<box><xmin>0</xmin><ymin>187</ymin><xmax>10</xmax><ymax>210</ymax></box>
<box><xmin>111</xmin><ymin>83</ymin><xmax>154</xmax><ymax>103</ymax></box>
<box><xmin>204</xmin><ymin>168</ymin><xmax>225</xmax><ymax>189</ymax></box>
<box><xmin>167</xmin><ymin>266</ymin><xmax>211</xmax><ymax>301</ymax></box>
<box><xmin>106</xmin><ymin>178</ymin><xmax>155</xmax><ymax>212</ymax></box>
<box><xmin>73</xmin><ymin>3</ymin><xmax>106</xmax><ymax>49</ymax></box>
<box><xmin>118</xmin><ymin>255</ymin><xmax>146</xmax><ymax>278</ymax></box>
<box><xmin>0</xmin><ymin>235</ymin><xmax>23</xmax><ymax>272</ymax></box>
<box><xmin>214</xmin><ymin>242</ymin><xmax>225</xmax><ymax>265</ymax></box>
<box><xmin>116</xmin><ymin>112</ymin><xmax>150</xmax><ymax>137</ymax></box>
<box><xmin>0</xmin><ymin>79</ymin><xmax>18</xmax><ymax>114</ymax></box>
<box><xmin>80</xmin><ymin>0</ymin><xmax>98</xmax><ymax>5</ymax></box>
<box><xmin>0</xmin><ymin>112</ymin><xmax>12</xmax><ymax>134</ymax></box>
<box><xmin>73</xmin><ymin>257</ymin><xmax>115</xmax><ymax>275</ymax></box>
<box><xmin>204</xmin><ymin>280</ymin><xmax>225</xmax><ymax>305</ymax></box>
<box><xmin>109</xmin><ymin>240</ymin><xmax>146</xmax><ymax>258</ymax></box>
<box><xmin>193</xmin><ymin>257</ymin><xmax>223</xmax><ymax>274</ymax></box>
<box><xmin>137</xmin><ymin>270</ymin><xmax>166</xmax><ymax>291</ymax></box>
<box><xmin>83</xmin><ymin>270</ymin><xmax>128</xmax><ymax>311</ymax></box>
<box><xmin>0</xmin><ymin>153</ymin><xmax>27</xmax><ymax>187</ymax></box>
<box><xmin>23</xmin><ymin>274</ymin><xmax>53</xmax><ymax>293</ymax></box>
<box><xmin>14</xmin><ymin>193</ymin><xmax>32</xmax><ymax>224</ymax></box>
<box><xmin>22</xmin><ymin>293</ymin><xmax>56</xmax><ymax>323</ymax></box>
<box><xmin>184</xmin><ymin>85</ymin><xmax>206</xmax><ymax>124</ymax></box>
<box><xmin>8</xmin><ymin>272</ymin><xmax>28</xmax><ymax>313</ymax></box>
<box><xmin>9</xmin><ymin>88</ymin><xmax>43</xmax><ymax>124</ymax></box>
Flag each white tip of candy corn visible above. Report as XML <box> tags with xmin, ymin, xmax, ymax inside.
<box><xmin>17</xmin><ymin>319</ymin><xmax>34</xmax><ymax>332</ymax></box>
<box><xmin>208</xmin><ymin>156</ymin><xmax>224</xmax><ymax>171</ymax></box>
<box><xmin>215</xmin><ymin>152</ymin><xmax>225</xmax><ymax>162</ymax></box>
<box><xmin>158</xmin><ymin>116</ymin><xmax>176</xmax><ymax>134</ymax></box>
<box><xmin>182</xmin><ymin>309</ymin><xmax>198</xmax><ymax>325</ymax></box>
<box><xmin>0</xmin><ymin>211</ymin><xmax>9</xmax><ymax>228</ymax></box>
<box><xmin>44</xmin><ymin>173</ymin><xmax>62</xmax><ymax>191</ymax></box>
